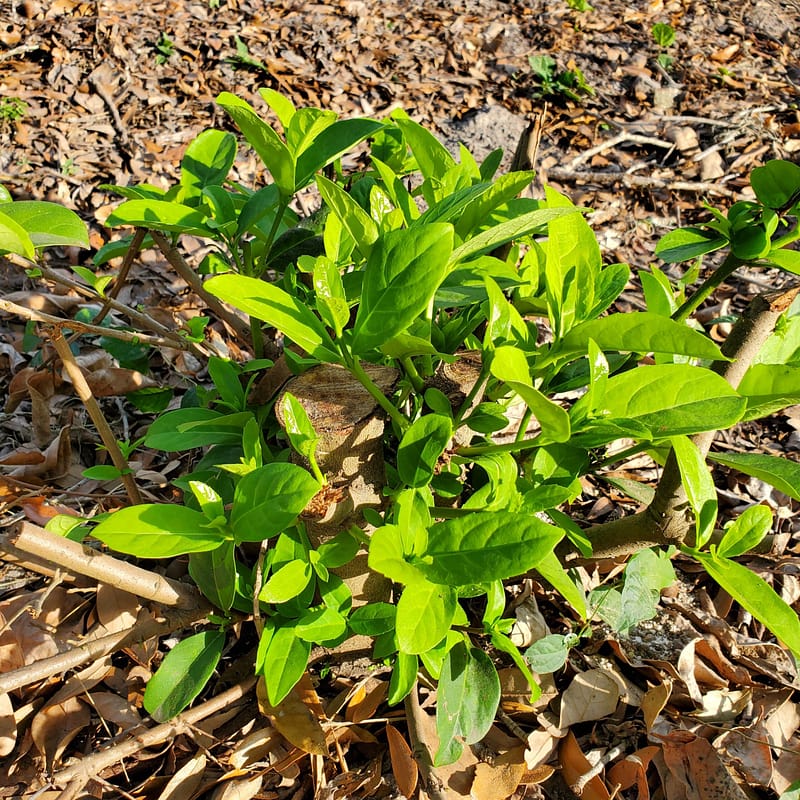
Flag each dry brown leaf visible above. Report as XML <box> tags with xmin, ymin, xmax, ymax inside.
<box><xmin>655</xmin><ymin>729</ymin><xmax>750</xmax><ymax>800</ymax></box>
<box><xmin>96</xmin><ymin>583</ymin><xmax>140</xmax><ymax>634</ymax></box>
<box><xmin>606</xmin><ymin>746</ymin><xmax>660</xmax><ymax>800</ymax></box>
<box><xmin>641</xmin><ymin>678</ymin><xmax>672</xmax><ymax>732</ymax></box>
<box><xmin>713</xmin><ymin>724</ymin><xmax>773</xmax><ymax>787</ymax></box>
<box><xmin>385</xmin><ymin>724</ymin><xmax>418</xmax><ymax>799</ymax></box>
<box><xmin>558</xmin><ymin>668</ymin><xmax>620</xmax><ymax>728</ymax></box>
<box><xmin>559</xmin><ymin>731</ymin><xmax>611</xmax><ymax>800</ymax></box>
<box><xmin>772</xmin><ymin>746</ymin><xmax>800</xmax><ymax>795</ymax></box>
<box><xmin>761</xmin><ymin>690</ymin><xmax>800</xmax><ymax>749</ymax></box>
<box><xmin>8</xmin><ymin>425</ymin><xmax>72</xmax><ymax>480</ymax></box>
<box><xmin>690</xmin><ymin>689</ymin><xmax>751</xmax><ymax>723</ymax></box>
<box><xmin>211</xmin><ymin>774</ymin><xmax>263</xmax><ymax>800</ymax></box>
<box><xmin>228</xmin><ymin>727</ymin><xmax>283</xmax><ymax>770</ymax></box>
<box><xmin>156</xmin><ymin>753</ymin><xmax>207</xmax><ymax>800</ymax></box>
<box><xmin>257</xmin><ymin>678</ymin><xmax>327</xmax><ymax>756</ymax></box>
<box><xmin>30</xmin><ymin>696</ymin><xmax>91</xmax><ymax>772</ymax></box>
<box><xmin>470</xmin><ymin>744</ymin><xmax>527</xmax><ymax>800</ymax></box>
<box><xmin>346</xmin><ymin>678</ymin><xmax>388</xmax><ymax>724</ymax></box>
<box><xmin>0</xmin><ymin>692</ymin><xmax>17</xmax><ymax>758</ymax></box>
<box><xmin>525</xmin><ymin>729</ymin><xmax>559</xmax><ymax>769</ymax></box>
<box><xmin>87</xmin><ymin>691</ymin><xmax>141</xmax><ymax>731</ymax></box>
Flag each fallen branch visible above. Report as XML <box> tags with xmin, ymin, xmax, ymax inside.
<box><xmin>585</xmin><ymin>284</ymin><xmax>799</xmax><ymax>558</ymax></box>
<box><xmin>3</xmin><ymin>520</ymin><xmax>202</xmax><ymax>609</ymax></box>
<box><xmin>49</xmin><ymin>676</ymin><xmax>258</xmax><ymax>790</ymax></box>
<box><xmin>0</xmin><ymin>602</ymin><xmax>210</xmax><ymax>695</ymax></box>
<box><xmin>50</xmin><ymin>328</ymin><xmax>143</xmax><ymax>505</ymax></box>
<box><xmin>545</xmin><ymin>166</ymin><xmax>739</xmax><ymax>198</ymax></box>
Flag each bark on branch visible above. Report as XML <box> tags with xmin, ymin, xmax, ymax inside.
<box><xmin>584</xmin><ymin>285</ymin><xmax>799</xmax><ymax>559</ymax></box>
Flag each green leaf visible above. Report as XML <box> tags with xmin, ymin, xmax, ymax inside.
<box><xmin>351</xmin><ymin>223</ymin><xmax>453</xmax><ymax>353</ymax></box>
<box><xmin>189</xmin><ymin>541</ymin><xmax>236</xmax><ymax>611</ymax></box>
<box><xmin>258</xmin><ymin>558</ymin><xmax>313</xmax><ymax>604</ymax></box>
<box><xmin>388</xmin><ymin>652</ymin><xmax>418</xmax><ymax>705</ymax></box>
<box><xmin>281</xmin><ymin>391</ymin><xmax>320</xmax><ymax>463</ymax></box>
<box><xmin>535</xmin><ymin>550</ymin><xmax>587</xmax><ymax>620</ymax></box>
<box><xmin>737</xmin><ymin>364</ymin><xmax>800</xmax><ymax>420</ymax></box>
<box><xmin>368</xmin><ymin>524</ymin><xmax>427</xmax><ymax>586</ymax></box>
<box><xmin>490</xmin><ymin>346</ymin><xmax>571</xmax><ymax>442</ymax></box>
<box><xmin>717</xmin><ymin>505</ymin><xmax>773</xmax><ymax>559</ymax></box>
<box><xmin>295</xmin><ymin>607</ymin><xmax>348</xmax><ymax>643</ymax></box>
<box><xmin>216</xmin><ymin>92</ymin><xmax>295</xmax><ymax>196</ymax></box>
<box><xmin>750</xmin><ymin>159</ymin><xmax>800</xmax><ymax>210</ymax></box>
<box><xmin>765</xmin><ymin>247</ymin><xmax>800</xmax><ymax>275</ymax></box>
<box><xmin>707</xmin><ymin>451</ymin><xmax>800</xmax><ymax>502</ymax></box>
<box><xmin>207</xmin><ymin>357</ymin><xmax>245</xmax><ymax>410</ymax></box>
<box><xmin>180</xmin><ymin>129</ymin><xmax>237</xmax><ymax>189</ymax></box>
<box><xmin>144</xmin><ymin>630</ymin><xmax>225</xmax><ymax>722</ymax></box>
<box><xmin>206</xmin><ymin>274</ymin><xmax>339</xmax><ymax>362</ymax></box>
<box><xmin>0</xmin><ymin>210</ymin><xmax>35</xmax><ymax>259</ymax></box>
<box><xmin>312</xmin><ymin>255</ymin><xmax>349</xmax><ymax>335</ymax></box>
<box><xmin>260</xmin><ymin>624</ymin><xmax>311</xmax><ymax>705</ymax></box>
<box><xmin>396</xmin><ymin>581</ymin><xmax>457</xmax><ymax>655</ymax></box>
<box><xmin>450</xmin><ymin>207</ymin><xmax>576</xmax><ymax>263</ymax></box>
<box><xmin>93</xmin><ymin>505</ymin><xmax>226</xmax><ymax>557</ymax></box>
<box><xmin>82</xmin><ymin>465</ymin><xmax>126</xmax><ymax>481</ymax></box>
<box><xmin>593</xmin><ymin>365</ymin><xmax>746</xmax><ymax>439</ymax></box>
<box><xmin>316</xmin><ymin>530</ymin><xmax>360</xmax><ymax>569</ymax></box>
<box><xmin>0</xmin><ymin>201</ymin><xmax>89</xmax><ymax>251</ymax></box>
<box><xmin>420</xmin><ymin>512</ymin><xmax>563</xmax><ymax>585</ymax></box>
<box><xmin>435</xmin><ymin>641</ymin><xmax>500</xmax><ymax>765</ymax></box>
<box><xmin>655</xmin><ymin>227</ymin><xmax>727</xmax><ymax>263</ymax></box>
<box><xmin>295</xmin><ymin>118</ymin><xmax>384</xmax><ymax>188</ymax></box>
<box><xmin>671</xmin><ymin>435</ymin><xmax>717</xmax><ymax>548</ymax></box>
<box><xmin>524</xmin><ymin>634</ymin><xmax>570</xmax><ymax>674</ymax></box>
<box><xmin>105</xmin><ymin>199</ymin><xmax>212</xmax><ymax>236</ymax></box>
<box><xmin>692</xmin><ymin>551</ymin><xmax>800</xmax><ymax>660</ymax></box>
<box><xmin>316</xmin><ymin>174</ymin><xmax>378</xmax><ymax>258</ymax></box>
<box><xmin>392</xmin><ymin>109</ymin><xmax>456</xmax><ymax>183</ymax></box>
<box><xmin>552</xmin><ymin>312</ymin><xmax>725</xmax><ymax>361</ymax></box>
<box><xmin>145</xmin><ymin>409</ymin><xmax>252</xmax><ymax>451</ymax></box>
<box><xmin>231</xmin><ymin>463</ymin><xmax>320</xmax><ymax>542</ymax></box>
<box><xmin>348</xmin><ymin>602</ymin><xmax>396</xmax><ymax>636</ymax></box>
<box><xmin>397</xmin><ymin>414</ymin><xmax>452</xmax><ymax>488</ymax></box>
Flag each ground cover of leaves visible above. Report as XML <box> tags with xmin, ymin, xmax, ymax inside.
<box><xmin>1</xmin><ymin>0</ymin><xmax>800</xmax><ymax>798</ymax></box>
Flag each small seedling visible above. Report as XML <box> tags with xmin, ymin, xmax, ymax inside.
<box><xmin>154</xmin><ymin>32</ymin><xmax>176</xmax><ymax>65</ymax></box>
<box><xmin>652</xmin><ymin>22</ymin><xmax>676</xmax><ymax>70</ymax></box>
<box><xmin>528</xmin><ymin>55</ymin><xmax>595</xmax><ymax>102</ymax></box>
<box><xmin>0</xmin><ymin>97</ymin><xmax>27</xmax><ymax>124</ymax></box>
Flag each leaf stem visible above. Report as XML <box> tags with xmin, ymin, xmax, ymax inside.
<box><xmin>347</xmin><ymin>356</ymin><xmax>409</xmax><ymax>433</ymax></box>
<box><xmin>401</xmin><ymin>356</ymin><xmax>425</xmax><ymax>393</ymax></box>
<box><xmin>672</xmin><ymin>251</ymin><xmax>742</xmax><ymax>323</ymax></box>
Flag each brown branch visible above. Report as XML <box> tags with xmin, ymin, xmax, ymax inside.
<box><xmin>0</xmin><ymin>297</ymin><xmax>179</xmax><ymax>350</ymax></box>
<box><xmin>3</xmin><ymin>520</ymin><xmax>202</xmax><ymax>609</ymax></box>
<box><xmin>585</xmin><ymin>285</ymin><xmax>799</xmax><ymax>559</ymax></box>
<box><xmin>545</xmin><ymin>166</ymin><xmax>739</xmax><ymax>198</ymax></box>
<box><xmin>50</xmin><ymin>329</ymin><xmax>143</xmax><ymax>505</ymax></box>
<box><xmin>50</xmin><ymin>676</ymin><xmax>258</xmax><ymax>789</ymax></box>
<box><xmin>149</xmin><ymin>230</ymin><xmax>253</xmax><ymax>343</ymax></box>
<box><xmin>91</xmin><ymin>227</ymin><xmax>147</xmax><ymax>324</ymax></box>
<box><xmin>0</xmin><ymin>602</ymin><xmax>210</xmax><ymax>695</ymax></box>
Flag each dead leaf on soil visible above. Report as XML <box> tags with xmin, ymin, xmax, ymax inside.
<box><xmin>470</xmin><ymin>744</ymin><xmax>527</xmax><ymax>800</ymax></box>
<box><xmin>558</xmin><ymin>668</ymin><xmax>620</xmax><ymax>728</ymax></box>
<box><xmin>228</xmin><ymin>726</ymin><xmax>283</xmax><ymax>770</ymax></box>
<box><xmin>0</xmin><ymin>692</ymin><xmax>17</xmax><ymax>757</ymax></box>
<box><xmin>713</xmin><ymin>723</ymin><xmax>773</xmax><ymax>787</ymax></box>
<box><xmin>606</xmin><ymin>746</ymin><xmax>660</xmax><ymax>800</ymax></box>
<box><xmin>87</xmin><ymin>691</ymin><xmax>141</xmax><ymax>731</ymax></box>
<box><xmin>641</xmin><ymin>678</ymin><xmax>672</xmax><ymax>732</ymax></box>
<box><xmin>385</xmin><ymin>723</ymin><xmax>418</xmax><ymax>799</ymax></box>
<box><xmin>211</xmin><ymin>773</ymin><xmax>263</xmax><ymax>800</ymax></box>
<box><xmin>654</xmin><ymin>729</ymin><xmax>750</xmax><ymax>800</ymax></box>
<box><xmin>156</xmin><ymin>753</ymin><xmax>207</xmax><ymax>800</ymax></box>
<box><xmin>96</xmin><ymin>583</ymin><xmax>140</xmax><ymax>634</ymax></box>
<box><xmin>31</xmin><ymin>695</ymin><xmax>91</xmax><ymax>772</ymax></box>
<box><xmin>345</xmin><ymin>676</ymin><xmax>387</xmax><ymax>723</ymax></box>
<box><xmin>256</xmin><ymin>676</ymin><xmax>327</xmax><ymax>756</ymax></box>
<box><xmin>559</xmin><ymin>730</ymin><xmax>611</xmax><ymax>800</ymax></box>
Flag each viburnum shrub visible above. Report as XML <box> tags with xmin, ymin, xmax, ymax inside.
<box><xmin>14</xmin><ymin>90</ymin><xmax>800</xmax><ymax>764</ymax></box>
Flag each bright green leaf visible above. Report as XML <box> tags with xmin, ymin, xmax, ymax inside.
<box><xmin>671</xmin><ymin>435</ymin><xmax>717</xmax><ymax>548</ymax></box>
<box><xmin>708</xmin><ymin>451</ymin><xmax>800</xmax><ymax>502</ymax></box>
<box><xmin>397</xmin><ymin>414</ymin><xmax>452</xmax><ymax>488</ymax></box>
<box><xmin>396</xmin><ymin>581</ymin><xmax>457</xmax><ymax>655</ymax></box>
<box><xmin>717</xmin><ymin>505</ymin><xmax>773</xmax><ymax>559</ymax></box>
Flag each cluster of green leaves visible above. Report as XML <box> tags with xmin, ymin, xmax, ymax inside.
<box><xmin>28</xmin><ymin>89</ymin><xmax>800</xmax><ymax>759</ymax></box>
<box><xmin>527</xmin><ymin>55</ymin><xmax>595</xmax><ymax>102</ymax></box>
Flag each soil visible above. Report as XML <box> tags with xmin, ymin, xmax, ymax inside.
<box><xmin>1</xmin><ymin>0</ymin><xmax>800</xmax><ymax>798</ymax></box>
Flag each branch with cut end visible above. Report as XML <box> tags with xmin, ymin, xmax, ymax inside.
<box><xmin>584</xmin><ymin>284</ymin><xmax>799</xmax><ymax>559</ymax></box>
<box><xmin>2</xmin><ymin>520</ymin><xmax>202</xmax><ymax>609</ymax></box>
